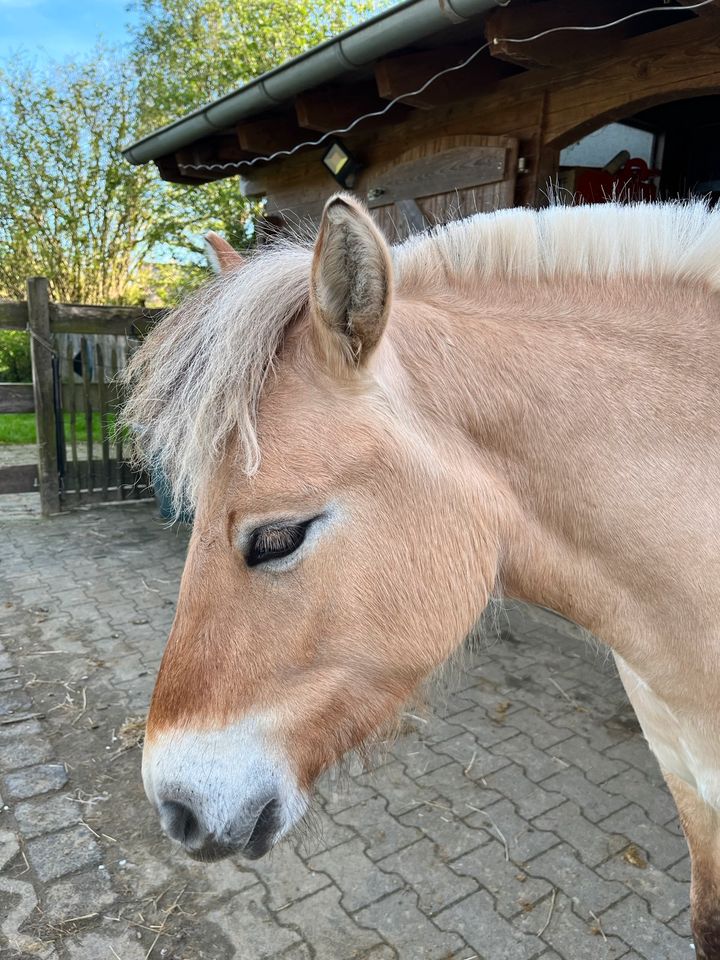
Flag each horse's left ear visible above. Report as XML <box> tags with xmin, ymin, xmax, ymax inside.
<box><xmin>310</xmin><ymin>193</ymin><xmax>392</xmax><ymax>367</ymax></box>
<box><xmin>204</xmin><ymin>232</ymin><xmax>244</xmax><ymax>274</ymax></box>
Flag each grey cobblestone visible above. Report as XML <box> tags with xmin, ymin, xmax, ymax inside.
<box><xmin>601</xmin><ymin>894</ymin><xmax>693</xmax><ymax>959</ymax></box>
<box><xmin>316</xmin><ymin>770</ymin><xmax>378</xmax><ymax>815</ymax></box>
<box><xmin>356</xmin><ymin>888</ymin><xmax>466</xmax><ymax>960</ymax></box>
<box><xmin>434</xmin><ymin>889</ymin><xmax>543</xmax><ymax>959</ymax></box>
<box><xmin>449</xmin><ymin>703</ymin><xmax>527</xmax><ymax>747</ymax></box>
<box><xmin>528</xmin><ymin>843</ymin><xmax>629</xmax><ymax>914</ymax></box>
<box><xmin>0</xmin><ymin>734</ymin><xmax>54</xmax><ymax>771</ymax></box>
<box><xmin>42</xmin><ymin>867</ymin><xmax>116</xmax><ymax>922</ymax></box>
<box><xmin>310</xmin><ymin>837</ymin><xmax>402</xmax><ymax>912</ymax></box>
<box><xmin>481</xmin><ymin>762</ymin><xmax>565</xmax><ymax>819</ymax></box>
<box><xmin>65</xmin><ymin>930</ymin><xmax>146</xmax><ymax>960</ymax></box>
<box><xmin>533</xmin><ymin>800</ymin><xmax>627</xmax><ymax>868</ymax></box>
<box><xmin>667</xmin><ymin>855</ymin><xmax>691</xmax><ymax>884</ymax></box>
<box><xmin>489</xmin><ymin>732</ymin><xmax>570</xmax><ymax>783</ymax></box>
<box><xmin>503</xmin><ymin>706</ymin><xmax>577</xmax><ymax>750</ymax></box>
<box><xmin>353</xmin><ymin>760</ymin><xmax>442</xmax><ymax>816</ymax></box>
<box><xmin>2</xmin><ymin>761</ymin><xmax>68</xmax><ymax>800</ymax></box>
<box><xmin>540</xmin><ymin>768</ymin><xmax>628</xmax><ymax>823</ymax></box>
<box><xmin>597</xmin><ymin>804</ymin><xmax>689</xmax><ymax>870</ymax></box>
<box><xmin>464</xmin><ymin>797</ymin><xmax>560</xmax><ymax>864</ymax></box>
<box><xmin>602</xmin><ymin>769</ymin><xmax>679</xmax><ymax>826</ymax></box>
<box><xmin>378</xmin><ymin>837</ymin><xmax>477</xmax><ymax>916</ymax></box>
<box><xmin>13</xmin><ymin>792</ymin><xmax>81</xmax><ymax>837</ymax></box>
<box><xmin>398</xmin><ymin>801</ymin><xmax>489</xmax><ymax>861</ymax></box>
<box><xmin>294</xmin><ymin>802</ymin><xmax>356</xmax><ymax>859</ymax></box>
<box><xmin>206</xmin><ymin>884</ymin><xmax>303</xmax><ymax>958</ymax></box>
<box><xmin>667</xmin><ymin>906</ymin><xmax>692</xmax><ymax>938</ymax></box>
<box><xmin>253</xmin><ymin>841</ymin><xmax>332</xmax><ymax>911</ymax></box>
<box><xmin>25</xmin><ymin>824</ymin><xmax>102</xmax><ymax>881</ymax></box>
<box><xmin>545</xmin><ymin>735</ymin><xmax>630</xmax><ymax>785</ymax></box>
<box><xmin>0</xmin><ymin>503</ymin><xmax>693</xmax><ymax>958</ymax></box>
<box><xmin>450</xmin><ymin>836</ymin><xmax>553</xmax><ymax>919</ymax></box>
<box><xmin>281</xmin><ymin>883</ymin><xmax>384</xmax><ymax>959</ymax></box>
<box><xmin>597</xmin><ymin>856</ymin><xmax>690</xmax><ymax>923</ymax></box>
<box><xmin>334</xmin><ymin>796</ymin><xmax>423</xmax><ymax>861</ymax></box>
<box><xmin>0</xmin><ymin>688</ymin><xmax>33</xmax><ymax>716</ymax></box>
<box><xmin>536</xmin><ymin>893</ymin><xmax>630</xmax><ymax>960</ymax></box>
<box><xmin>415</xmin><ymin>759</ymin><xmax>504</xmax><ymax>809</ymax></box>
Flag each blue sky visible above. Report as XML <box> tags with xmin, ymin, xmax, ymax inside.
<box><xmin>0</xmin><ymin>0</ymin><xmax>135</xmax><ymax>63</ymax></box>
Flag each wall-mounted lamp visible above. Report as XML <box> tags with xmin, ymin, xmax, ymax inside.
<box><xmin>321</xmin><ymin>138</ymin><xmax>362</xmax><ymax>188</ymax></box>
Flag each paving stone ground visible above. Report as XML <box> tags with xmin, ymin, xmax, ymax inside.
<box><xmin>0</xmin><ymin>500</ymin><xmax>696</xmax><ymax>960</ymax></box>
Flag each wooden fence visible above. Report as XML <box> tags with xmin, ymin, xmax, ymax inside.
<box><xmin>0</xmin><ymin>278</ymin><xmax>165</xmax><ymax>516</ymax></box>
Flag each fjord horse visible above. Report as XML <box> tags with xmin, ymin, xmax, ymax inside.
<box><xmin>125</xmin><ymin>197</ymin><xmax>720</xmax><ymax>956</ymax></box>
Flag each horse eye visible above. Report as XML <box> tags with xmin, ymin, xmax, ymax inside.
<box><xmin>246</xmin><ymin>520</ymin><xmax>313</xmax><ymax>568</ymax></box>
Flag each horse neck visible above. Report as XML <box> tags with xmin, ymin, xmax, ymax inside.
<box><xmin>386</xmin><ymin>278</ymin><xmax>720</xmax><ymax>661</ymax></box>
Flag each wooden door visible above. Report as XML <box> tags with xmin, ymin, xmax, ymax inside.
<box><xmin>362</xmin><ymin>134</ymin><xmax>518</xmax><ymax>241</ymax></box>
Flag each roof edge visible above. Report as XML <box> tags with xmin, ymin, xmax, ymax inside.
<box><xmin>123</xmin><ymin>0</ymin><xmax>500</xmax><ymax>165</ymax></box>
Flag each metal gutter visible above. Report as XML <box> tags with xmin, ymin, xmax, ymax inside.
<box><xmin>122</xmin><ymin>0</ymin><xmax>500</xmax><ymax>165</ymax></box>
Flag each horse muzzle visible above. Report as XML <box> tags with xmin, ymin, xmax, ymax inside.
<box><xmin>142</xmin><ymin>719</ymin><xmax>307</xmax><ymax>861</ymax></box>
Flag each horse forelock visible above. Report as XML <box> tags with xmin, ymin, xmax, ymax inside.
<box><xmin>122</xmin><ymin>240</ymin><xmax>314</xmax><ymax>513</ymax></box>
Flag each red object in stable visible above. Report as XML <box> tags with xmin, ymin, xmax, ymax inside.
<box><xmin>570</xmin><ymin>157</ymin><xmax>659</xmax><ymax>204</ymax></box>
<box><xmin>613</xmin><ymin>157</ymin><xmax>659</xmax><ymax>202</ymax></box>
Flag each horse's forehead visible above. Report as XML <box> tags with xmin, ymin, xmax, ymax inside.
<box><xmin>221</xmin><ymin>378</ymin><xmax>349</xmax><ymax>500</ymax></box>
<box><xmin>227</xmin><ymin>373</ymin><xmax>382</xmax><ymax>508</ymax></box>
<box><xmin>259</xmin><ymin>372</ymin><xmax>339</xmax><ymax>452</ymax></box>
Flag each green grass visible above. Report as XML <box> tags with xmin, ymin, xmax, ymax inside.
<box><xmin>0</xmin><ymin>412</ymin><xmax>117</xmax><ymax>445</ymax></box>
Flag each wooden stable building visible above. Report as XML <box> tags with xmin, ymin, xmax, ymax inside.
<box><xmin>123</xmin><ymin>0</ymin><xmax>720</xmax><ymax>239</ymax></box>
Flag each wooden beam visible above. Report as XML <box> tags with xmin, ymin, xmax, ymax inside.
<box><xmin>295</xmin><ymin>82</ymin><xmax>412</xmax><ymax>133</ymax></box>
<box><xmin>175</xmin><ymin>135</ymin><xmax>255</xmax><ymax>182</ymax></box>
<box><xmin>485</xmin><ymin>0</ymin><xmax>654</xmax><ymax>69</ymax></box>
<box><xmin>0</xmin><ymin>464</ymin><xmax>37</xmax><ymax>496</ymax></box>
<box><xmin>0</xmin><ymin>383</ymin><xmax>34</xmax><ymax>414</ymax></box>
<box><xmin>542</xmin><ymin>15</ymin><xmax>720</xmax><ymax>146</ymax></box>
<box><xmin>50</xmin><ymin>303</ymin><xmax>163</xmax><ymax>336</ymax></box>
<box><xmin>375</xmin><ymin>45</ymin><xmax>516</xmax><ymax>110</ymax></box>
<box><xmin>677</xmin><ymin>0</ymin><xmax>720</xmax><ymax>17</ymax></box>
<box><xmin>27</xmin><ymin>277</ymin><xmax>59</xmax><ymax>517</ymax></box>
<box><xmin>236</xmin><ymin>114</ymin><xmax>306</xmax><ymax>155</ymax></box>
<box><xmin>0</xmin><ymin>300</ymin><xmax>28</xmax><ymax>330</ymax></box>
<box><xmin>154</xmin><ymin>153</ymin><xmax>204</xmax><ymax>185</ymax></box>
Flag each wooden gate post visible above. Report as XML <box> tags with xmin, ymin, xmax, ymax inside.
<box><xmin>27</xmin><ymin>277</ymin><xmax>60</xmax><ymax>516</ymax></box>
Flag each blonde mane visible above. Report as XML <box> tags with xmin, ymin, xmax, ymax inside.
<box><xmin>395</xmin><ymin>201</ymin><xmax>720</xmax><ymax>294</ymax></box>
<box><xmin>123</xmin><ymin>202</ymin><xmax>720</xmax><ymax>511</ymax></box>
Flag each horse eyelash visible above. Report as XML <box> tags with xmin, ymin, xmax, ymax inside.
<box><xmin>246</xmin><ymin>519</ymin><xmax>315</xmax><ymax>567</ymax></box>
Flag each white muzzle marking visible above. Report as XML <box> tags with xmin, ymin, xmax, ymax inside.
<box><xmin>143</xmin><ymin>716</ymin><xmax>308</xmax><ymax>859</ymax></box>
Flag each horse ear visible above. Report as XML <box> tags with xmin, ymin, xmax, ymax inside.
<box><xmin>310</xmin><ymin>193</ymin><xmax>392</xmax><ymax>367</ymax></box>
<box><xmin>204</xmin><ymin>232</ymin><xmax>244</xmax><ymax>274</ymax></box>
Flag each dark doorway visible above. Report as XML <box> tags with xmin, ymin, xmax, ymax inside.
<box><xmin>557</xmin><ymin>95</ymin><xmax>720</xmax><ymax>206</ymax></box>
<box><xmin>631</xmin><ymin>95</ymin><xmax>720</xmax><ymax>203</ymax></box>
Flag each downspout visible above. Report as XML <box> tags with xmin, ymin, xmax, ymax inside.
<box><xmin>122</xmin><ymin>0</ymin><xmax>501</xmax><ymax>165</ymax></box>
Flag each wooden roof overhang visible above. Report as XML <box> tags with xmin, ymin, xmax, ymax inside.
<box><xmin>139</xmin><ymin>0</ymin><xmax>720</xmax><ymax>209</ymax></box>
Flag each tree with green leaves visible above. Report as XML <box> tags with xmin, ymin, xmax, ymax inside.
<box><xmin>0</xmin><ymin>52</ymin><xmax>184</xmax><ymax>304</ymax></box>
<box><xmin>0</xmin><ymin>330</ymin><xmax>31</xmax><ymax>382</ymax></box>
<box><xmin>130</xmin><ymin>0</ymin><xmax>382</xmax><ymax>248</ymax></box>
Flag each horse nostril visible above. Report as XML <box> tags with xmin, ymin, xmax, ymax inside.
<box><xmin>243</xmin><ymin>798</ymin><xmax>280</xmax><ymax>859</ymax></box>
<box><xmin>159</xmin><ymin>800</ymin><xmax>202</xmax><ymax>846</ymax></box>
